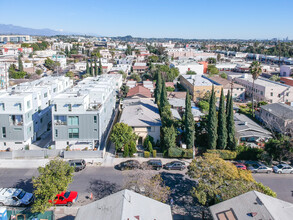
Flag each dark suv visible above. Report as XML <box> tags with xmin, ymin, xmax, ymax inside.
<box><xmin>118</xmin><ymin>160</ymin><xmax>141</xmax><ymax>171</ymax></box>
<box><xmin>68</xmin><ymin>159</ymin><xmax>86</xmax><ymax>172</ymax></box>
<box><xmin>143</xmin><ymin>159</ymin><xmax>163</xmax><ymax>170</ymax></box>
<box><xmin>164</xmin><ymin>161</ymin><xmax>186</xmax><ymax>170</ymax></box>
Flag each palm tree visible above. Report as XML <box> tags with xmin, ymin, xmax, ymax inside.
<box><xmin>249</xmin><ymin>61</ymin><xmax>262</xmax><ymax>117</ymax></box>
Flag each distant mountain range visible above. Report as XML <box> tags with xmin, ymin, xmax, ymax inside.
<box><xmin>0</xmin><ymin>24</ymin><xmax>96</xmax><ymax>36</ymax></box>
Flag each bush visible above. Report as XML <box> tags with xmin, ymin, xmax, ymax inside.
<box><xmin>148</xmin><ymin>141</ymin><xmax>153</xmax><ymax>153</ymax></box>
<box><xmin>207</xmin><ymin>149</ymin><xmax>237</xmax><ymax>160</ymax></box>
<box><xmin>129</xmin><ymin>142</ymin><xmax>137</xmax><ymax>157</ymax></box>
<box><xmin>144</xmin><ymin>151</ymin><xmax>150</xmax><ymax>158</ymax></box>
<box><xmin>152</xmin><ymin>150</ymin><xmax>157</xmax><ymax>158</ymax></box>
<box><xmin>123</xmin><ymin>145</ymin><xmax>129</xmax><ymax>157</ymax></box>
<box><xmin>168</xmin><ymin>147</ymin><xmax>183</xmax><ymax>158</ymax></box>
<box><xmin>143</xmin><ymin>135</ymin><xmax>154</xmax><ymax>149</ymax></box>
<box><xmin>236</xmin><ymin>145</ymin><xmax>264</xmax><ymax>161</ymax></box>
<box><xmin>182</xmin><ymin>148</ymin><xmax>193</xmax><ymax>158</ymax></box>
<box><xmin>25</xmin><ymin>145</ymin><xmax>29</xmax><ymax>150</ymax></box>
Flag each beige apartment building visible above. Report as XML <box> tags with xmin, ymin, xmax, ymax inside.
<box><xmin>179</xmin><ymin>75</ymin><xmax>222</xmax><ymax>102</ymax></box>
<box><xmin>233</xmin><ymin>74</ymin><xmax>293</xmax><ymax>103</ymax></box>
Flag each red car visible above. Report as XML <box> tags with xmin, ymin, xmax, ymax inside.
<box><xmin>49</xmin><ymin>191</ymin><xmax>78</xmax><ymax>207</ymax></box>
<box><xmin>235</xmin><ymin>163</ymin><xmax>247</xmax><ymax>170</ymax></box>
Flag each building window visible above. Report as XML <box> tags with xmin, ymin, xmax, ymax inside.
<box><xmin>2</xmin><ymin>127</ymin><xmax>6</xmax><ymax>138</ymax></box>
<box><xmin>54</xmin><ymin>104</ymin><xmax>57</xmax><ymax>112</ymax></box>
<box><xmin>0</xmin><ymin>103</ymin><xmax>5</xmax><ymax>111</ymax></box>
<box><xmin>68</xmin><ymin>104</ymin><xmax>72</xmax><ymax>112</ymax></box>
<box><xmin>27</xmin><ymin>100</ymin><xmax>31</xmax><ymax>109</ymax></box>
<box><xmin>271</xmin><ymin>92</ymin><xmax>273</xmax><ymax>96</ymax></box>
<box><xmin>147</xmin><ymin>127</ymin><xmax>154</xmax><ymax>132</ymax></box>
<box><xmin>54</xmin><ymin>115</ymin><xmax>67</xmax><ymax>125</ymax></box>
<box><xmin>18</xmin><ymin>103</ymin><xmax>22</xmax><ymax>111</ymax></box>
<box><xmin>68</xmin><ymin>128</ymin><xmax>79</xmax><ymax>138</ymax></box>
<box><xmin>68</xmin><ymin>116</ymin><xmax>79</xmax><ymax>126</ymax></box>
<box><xmin>44</xmin><ymin>92</ymin><xmax>48</xmax><ymax>98</ymax></box>
<box><xmin>94</xmin><ymin>116</ymin><xmax>97</xmax><ymax>123</ymax></box>
<box><xmin>55</xmin><ymin>129</ymin><xmax>58</xmax><ymax>138</ymax></box>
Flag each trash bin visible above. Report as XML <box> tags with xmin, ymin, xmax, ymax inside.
<box><xmin>0</xmin><ymin>207</ymin><xmax>7</xmax><ymax>220</ymax></box>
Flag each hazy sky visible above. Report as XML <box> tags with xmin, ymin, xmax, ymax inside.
<box><xmin>0</xmin><ymin>0</ymin><xmax>292</xmax><ymax>39</ymax></box>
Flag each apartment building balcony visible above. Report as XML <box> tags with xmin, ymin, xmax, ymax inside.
<box><xmin>54</xmin><ymin>115</ymin><xmax>67</xmax><ymax>125</ymax></box>
<box><xmin>10</xmin><ymin>115</ymin><xmax>23</xmax><ymax>126</ymax></box>
<box><xmin>87</xmin><ymin>103</ymin><xmax>102</xmax><ymax>111</ymax></box>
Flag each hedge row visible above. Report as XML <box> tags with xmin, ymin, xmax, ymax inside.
<box><xmin>206</xmin><ymin>149</ymin><xmax>237</xmax><ymax>160</ymax></box>
<box><xmin>168</xmin><ymin>147</ymin><xmax>193</xmax><ymax>158</ymax></box>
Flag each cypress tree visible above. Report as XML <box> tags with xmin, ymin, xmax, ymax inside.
<box><xmin>155</xmin><ymin>72</ymin><xmax>162</xmax><ymax>105</ymax></box>
<box><xmin>185</xmin><ymin>91</ymin><xmax>195</xmax><ymax>149</ymax></box>
<box><xmin>86</xmin><ymin>60</ymin><xmax>90</xmax><ymax>75</ymax></box>
<box><xmin>98</xmin><ymin>58</ymin><xmax>102</xmax><ymax>75</ymax></box>
<box><xmin>227</xmin><ymin>93</ymin><xmax>237</xmax><ymax>150</ymax></box>
<box><xmin>90</xmin><ymin>60</ymin><xmax>94</xmax><ymax>76</ymax></box>
<box><xmin>160</xmin><ymin>78</ymin><xmax>168</xmax><ymax>110</ymax></box>
<box><xmin>65</xmin><ymin>46</ymin><xmax>69</xmax><ymax>57</ymax></box>
<box><xmin>226</xmin><ymin>90</ymin><xmax>231</xmax><ymax>115</ymax></box>
<box><xmin>18</xmin><ymin>54</ymin><xmax>23</xmax><ymax>72</ymax></box>
<box><xmin>207</xmin><ymin>85</ymin><xmax>218</xmax><ymax>149</ymax></box>
<box><xmin>217</xmin><ymin>88</ymin><xmax>227</xmax><ymax>149</ymax></box>
<box><xmin>94</xmin><ymin>59</ymin><xmax>98</xmax><ymax>77</ymax></box>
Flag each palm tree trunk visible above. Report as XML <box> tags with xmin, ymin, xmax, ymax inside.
<box><xmin>252</xmin><ymin>80</ymin><xmax>255</xmax><ymax>117</ymax></box>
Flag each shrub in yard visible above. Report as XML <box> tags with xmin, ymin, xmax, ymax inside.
<box><xmin>168</xmin><ymin>147</ymin><xmax>183</xmax><ymax>158</ymax></box>
<box><xmin>182</xmin><ymin>149</ymin><xmax>193</xmax><ymax>158</ymax></box>
<box><xmin>207</xmin><ymin>149</ymin><xmax>237</xmax><ymax>160</ymax></box>
<box><xmin>129</xmin><ymin>141</ymin><xmax>137</xmax><ymax>157</ymax></box>
<box><xmin>152</xmin><ymin>150</ymin><xmax>157</xmax><ymax>158</ymax></box>
<box><xmin>144</xmin><ymin>151</ymin><xmax>150</xmax><ymax>158</ymax></box>
<box><xmin>236</xmin><ymin>145</ymin><xmax>264</xmax><ymax>161</ymax></box>
<box><xmin>123</xmin><ymin>145</ymin><xmax>129</xmax><ymax>157</ymax></box>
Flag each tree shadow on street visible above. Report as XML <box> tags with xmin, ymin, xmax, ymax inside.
<box><xmin>88</xmin><ymin>179</ymin><xmax>121</xmax><ymax>200</ymax></box>
<box><xmin>13</xmin><ymin>178</ymin><xmax>34</xmax><ymax>192</ymax></box>
<box><xmin>160</xmin><ymin>172</ymin><xmax>204</xmax><ymax>219</ymax></box>
<box><xmin>57</xmin><ymin>215</ymin><xmax>75</xmax><ymax>220</ymax></box>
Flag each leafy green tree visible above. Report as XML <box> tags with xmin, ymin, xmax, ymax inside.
<box><xmin>227</xmin><ymin>93</ymin><xmax>237</xmax><ymax>150</ymax></box>
<box><xmin>32</xmin><ymin>159</ymin><xmax>74</xmax><ymax>213</ymax></box>
<box><xmin>18</xmin><ymin>54</ymin><xmax>23</xmax><ymax>72</ymax></box>
<box><xmin>45</xmin><ymin>58</ymin><xmax>59</xmax><ymax>71</ymax></box>
<box><xmin>111</xmin><ymin>123</ymin><xmax>138</xmax><ymax>151</ymax></box>
<box><xmin>217</xmin><ymin>54</ymin><xmax>221</xmax><ymax>62</ymax></box>
<box><xmin>220</xmin><ymin>72</ymin><xmax>227</xmax><ymax>79</ymax></box>
<box><xmin>10</xmin><ymin>71</ymin><xmax>26</xmax><ymax>79</ymax></box>
<box><xmin>207</xmin><ymin>57</ymin><xmax>217</xmax><ymax>64</ymax></box>
<box><xmin>159</xmin><ymin>78</ymin><xmax>169</xmax><ymax>110</ymax></box>
<box><xmin>65</xmin><ymin>71</ymin><xmax>75</xmax><ymax>79</ymax></box>
<box><xmin>186</xmin><ymin>70</ymin><xmax>197</xmax><ymax>75</ymax></box>
<box><xmin>185</xmin><ymin>91</ymin><xmax>195</xmax><ymax>149</ymax></box>
<box><xmin>130</xmin><ymin>73</ymin><xmax>141</xmax><ymax>82</ymax></box>
<box><xmin>148</xmin><ymin>141</ymin><xmax>153</xmax><ymax>153</ymax></box>
<box><xmin>8</xmin><ymin>64</ymin><xmax>16</xmax><ymax>75</ymax></box>
<box><xmin>207</xmin><ymin>86</ymin><xmax>217</xmax><ymax>149</ymax></box>
<box><xmin>162</xmin><ymin>125</ymin><xmax>176</xmax><ymax>150</ymax></box>
<box><xmin>265</xmin><ymin>136</ymin><xmax>293</xmax><ymax>163</ymax></box>
<box><xmin>154</xmin><ymin>72</ymin><xmax>162</xmax><ymax>104</ymax></box>
<box><xmin>217</xmin><ymin>88</ymin><xmax>227</xmax><ymax>149</ymax></box>
<box><xmin>208</xmin><ymin>65</ymin><xmax>219</xmax><ymax>75</ymax></box>
<box><xmin>161</xmin><ymin>106</ymin><xmax>173</xmax><ymax>128</ymax></box>
<box><xmin>35</xmin><ymin>69</ymin><xmax>43</xmax><ymax>76</ymax></box>
<box><xmin>249</xmin><ymin>61</ymin><xmax>262</xmax><ymax>117</ymax></box>
<box><xmin>125</xmin><ymin>44</ymin><xmax>132</xmax><ymax>55</ymax></box>
<box><xmin>198</xmin><ymin>100</ymin><xmax>209</xmax><ymax>113</ymax></box>
<box><xmin>187</xmin><ymin>153</ymin><xmax>276</xmax><ymax>206</ymax></box>
<box><xmin>90</xmin><ymin>59</ymin><xmax>94</xmax><ymax>76</ymax></box>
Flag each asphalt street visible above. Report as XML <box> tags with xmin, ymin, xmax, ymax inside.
<box><xmin>1</xmin><ymin>167</ymin><xmax>293</xmax><ymax>219</ymax></box>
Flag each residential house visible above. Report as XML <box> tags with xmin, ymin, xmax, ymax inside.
<box><xmin>280</xmin><ymin>65</ymin><xmax>292</xmax><ymax>77</ymax></box>
<box><xmin>258</xmin><ymin>103</ymin><xmax>293</xmax><ymax>134</ymax></box>
<box><xmin>179</xmin><ymin>74</ymin><xmax>222</xmax><ymax>102</ymax></box>
<box><xmin>132</xmin><ymin>62</ymin><xmax>148</xmax><ymax>74</ymax></box>
<box><xmin>75</xmin><ymin>189</ymin><xmax>172</xmax><ymax>220</ymax></box>
<box><xmin>234</xmin><ymin>113</ymin><xmax>272</xmax><ymax>144</ymax></box>
<box><xmin>126</xmin><ymin>85</ymin><xmax>152</xmax><ymax>98</ymax></box>
<box><xmin>170</xmin><ymin>60</ymin><xmax>204</xmax><ymax>75</ymax></box>
<box><xmin>209</xmin><ymin>191</ymin><xmax>293</xmax><ymax>220</ymax></box>
<box><xmin>120</xmin><ymin>98</ymin><xmax>161</xmax><ymax>145</ymax></box>
<box><xmin>280</xmin><ymin>77</ymin><xmax>293</xmax><ymax>86</ymax></box>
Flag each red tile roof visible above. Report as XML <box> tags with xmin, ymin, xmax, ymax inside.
<box><xmin>127</xmin><ymin>85</ymin><xmax>152</xmax><ymax>98</ymax></box>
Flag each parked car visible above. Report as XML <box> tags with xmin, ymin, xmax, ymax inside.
<box><xmin>118</xmin><ymin>160</ymin><xmax>141</xmax><ymax>171</ymax></box>
<box><xmin>49</xmin><ymin>191</ymin><xmax>78</xmax><ymax>207</ymax></box>
<box><xmin>248</xmin><ymin>164</ymin><xmax>272</xmax><ymax>173</ymax></box>
<box><xmin>273</xmin><ymin>164</ymin><xmax>293</xmax><ymax>174</ymax></box>
<box><xmin>164</xmin><ymin>161</ymin><xmax>186</xmax><ymax>170</ymax></box>
<box><xmin>142</xmin><ymin>159</ymin><xmax>163</xmax><ymax>170</ymax></box>
<box><xmin>0</xmin><ymin>188</ymin><xmax>34</xmax><ymax>207</ymax></box>
<box><xmin>235</xmin><ymin>163</ymin><xmax>247</xmax><ymax>170</ymax></box>
<box><xmin>68</xmin><ymin>159</ymin><xmax>86</xmax><ymax>172</ymax></box>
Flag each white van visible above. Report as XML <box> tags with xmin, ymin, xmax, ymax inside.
<box><xmin>0</xmin><ymin>188</ymin><xmax>34</xmax><ymax>206</ymax></box>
